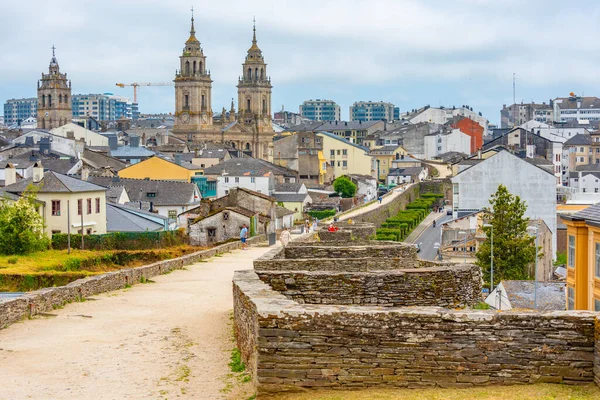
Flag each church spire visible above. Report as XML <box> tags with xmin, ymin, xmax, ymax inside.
<box><xmin>252</xmin><ymin>17</ymin><xmax>257</xmax><ymax>46</ymax></box>
<box><xmin>190</xmin><ymin>6</ymin><xmax>195</xmax><ymax>36</ymax></box>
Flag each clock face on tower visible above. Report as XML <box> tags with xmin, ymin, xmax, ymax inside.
<box><xmin>179</xmin><ymin>112</ymin><xmax>190</xmax><ymax>124</ymax></box>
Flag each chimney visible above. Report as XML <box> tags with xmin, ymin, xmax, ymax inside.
<box><xmin>130</xmin><ymin>135</ymin><xmax>140</xmax><ymax>148</ymax></box>
<box><xmin>81</xmin><ymin>167</ymin><xmax>89</xmax><ymax>182</ymax></box>
<box><xmin>194</xmin><ymin>148</ymin><xmax>199</xmax><ymax>157</ymax></box>
<box><xmin>32</xmin><ymin>162</ymin><xmax>44</xmax><ymax>183</ymax></box>
<box><xmin>108</xmin><ymin>135</ymin><xmax>118</xmax><ymax>151</ymax></box>
<box><xmin>174</xmin><ymin>153</ymin><xmax>182</xmax><ymax>166</ymax></box>
<box><xmin>478</xmin><ymin>149</ymin><xmax>482</xmax><ymax>159</ymax></box>
<box><xmin>4</xmin><ymin>163</ymin><xmax>16</xmax><ymax>186</ymax></box>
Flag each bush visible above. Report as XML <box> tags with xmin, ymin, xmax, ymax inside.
<box><xmin>421</xmin><ymin>193</ymin><xmax>444</xmax><ymax>199</ymax></box>
<box><xmin>333</xmin><ymin>176</ymin><xmax>357</xmax><ymax>198</ymax></box>
<box><xmin>375</xmin><ymin>234</ymin><xmax>397</xmax><ymax>241</ymax></box>
<box><xmin>307</xmin><ymin>209</ymin><xmax>336</xmax><ymax>220</ymax></box>
<box><xmin>0</xmin><ymin>186</ymin><xmax>49</xmax><ymax>255</ymax></box>
<box><xmin>376</xmin><ymin>228</ymin><xmax>402</xmax><ymax>241</ymax></box>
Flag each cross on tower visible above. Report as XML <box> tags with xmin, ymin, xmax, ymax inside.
<box><xmin>51</xmin><ymin>45</ymin><xmax>56</xmax><ymax>57</ymax></box>
<box><xmin>191</xmin><ymin>5</ymin><xmax>194</xmax><ymax>19</ymax></box>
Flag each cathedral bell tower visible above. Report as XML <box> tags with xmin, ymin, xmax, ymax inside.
<box><xmin>37</xmin><ymin>46</ymin><xmax>72</xmax><ymax>130</ymax></box>
<box><xmin>237</xmin><ymin>19</ymin><xmax>272</xmax><ymax>133</ymax></box>
<box><xmin>173</xmin><ymin>9</ymin><xmax>213</xmax><ymax>139</ymax></box>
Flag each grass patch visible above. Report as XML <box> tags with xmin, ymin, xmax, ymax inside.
<box><xmin>175</xmin><ymin>364</ymin><xmax>191</xmax><ymax>382</ymax></box>
<box><xmin>229</xmin><ymin>348</ymin><xmax>245</xmax><ymax>373</ymax></box>
<box><xmin>0</xmin><ymin>245</ymin><xmax>202</xmax><ymax>292</ymax></box>
<box><xmin>473</xmin><ymin>301</ymin><xmax>490</xmax><ymax>310</ymax></box>
<box><xmin>139</xmin><ymin>276</ymin><xmax>155</xmax><ymax>284</ymax></box>
<box><xmin>276</xmin><ymin>384</ymin><xmax>600</xmax><ymax>400</ymax></box>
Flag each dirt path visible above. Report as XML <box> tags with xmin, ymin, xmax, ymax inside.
<box><xmin>0</xmin><ymin>246</ymin><xmax>272</xmax><ymax>400</ymax></box>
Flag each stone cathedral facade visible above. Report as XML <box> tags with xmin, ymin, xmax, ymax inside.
<box><xmin>37</xmin><ymin>47</ymin><xmax>72</xmax><ymax>130</ymax></box>
<box><xmin>172</xmin><ymin>16</ymin><xmax>274</xmax><ymax>161</ymax></box>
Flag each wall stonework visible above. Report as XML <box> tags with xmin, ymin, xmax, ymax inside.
<box><xmin>233</xmin><ymin>270</ymin><xmax>600</xmax><ymax>396</ymax></box>
<box><xmin>0</xmin><ymin>235</ymin><xmax>265</xmax><ymax>330</ymax></box>
<box><xmin>257</xmin><ymin>265</ymin><xmax>481</xmax><ymax>307</ymax></box>
<box><xmin>347</xmin><ymin>185</ymin><xmax>419</xmax><ymax>226</ymax></box>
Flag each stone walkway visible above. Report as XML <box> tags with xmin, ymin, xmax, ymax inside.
<box><xmin>0</xmin><ymin>244</ymin><xmax>277</xmax><ymax>400</ymax></box>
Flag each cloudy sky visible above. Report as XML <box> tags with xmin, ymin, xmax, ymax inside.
<box><xmin>2</xmin><ymin>0</ymin><xmax>600</xmax><ymax>125</ymax></box>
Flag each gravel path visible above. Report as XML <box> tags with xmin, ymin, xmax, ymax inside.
<box><xmin>0</xmin><ymin>246</ymin><xmax>272</xmax><ymax>400</ymax></box>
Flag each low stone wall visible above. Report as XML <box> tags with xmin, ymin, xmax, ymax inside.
<box><xmin>316</xmin><ymin>230</ymin><xmax>353</xmax><ymax>242</ymax></box>
<box><xmin>0</xmin><ymin>235</ymin><xmax>265</xmax><ymax>330</ymax></box>
<box><xmin>348</xmin><ymin>185</ymin><xmax>419</xmax><ymax>226</ymax></box>
<box><xmin>233</xmin><ymin>270</ymin><xmax>599</xmax><ymax>396</ymax></box>
<box><xmin>283</xmin><ymin>243</ymin><xmax>416</xmax><ymax>260</ymax></box>
<box><xmin>258</xmin><ymin>264</ymin><xmax>481</xmax><ymax>307</ymax></box>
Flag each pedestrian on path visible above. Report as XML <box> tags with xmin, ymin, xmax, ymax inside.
<box><xmin>280</xmin><ymin>227</ymin><xmax>291</xmax><ymax>247</ymax></box>
<box><xmin>378</xmin><ymin>196</ymin><xmax>383</xmax><ymax>204</ymax></box>
<box><xmin>240</xmin><ymin>224</ymin><xmax>248</xmax><ymax>250</ymax></box>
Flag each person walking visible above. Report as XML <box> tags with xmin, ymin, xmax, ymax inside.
<box><xmin>280</xmin><ymin>227</ymin><xmax>291</xmax><ymax>247</ymax></box>
<box><xmin>378</xmin><ymin>196</ymin><xmax>383</xmax><ymax>204</ymax></box>
<box><xmin>240</xmin><ymin>224</ymin><xmax>249</xmax><ymax>250</ymax></box>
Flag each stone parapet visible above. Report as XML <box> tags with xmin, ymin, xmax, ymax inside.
<box><xmin>233</xmin><ymin>270</ymin><xmax>599</xmax><ymax>396</ymax></box>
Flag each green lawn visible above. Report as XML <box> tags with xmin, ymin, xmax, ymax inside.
<box><xmin>274</xmin><ymin>384</ymin><xmax>600</xmax><ymax>400</ymax></box>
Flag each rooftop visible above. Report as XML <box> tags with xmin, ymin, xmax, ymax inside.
<box><xmin>499</xmin><ymin>280</ymin><xmax>566</xmax><ymax>311</ymax></box>
<box><xmin>4</xmin><ymin>170</ymin><xmax>107</xmax><ymax>193</ymax></box>
<box><xmin>204</xmin><ymin>157</ymin><xmax>297</xmax><ymax>177</ymax></box>
<box><xmin>563</xmin><ymin>133</ymin><xmax>592</xmax><ymax>146</ymax></box>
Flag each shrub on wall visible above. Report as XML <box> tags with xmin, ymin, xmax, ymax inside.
<box><xmin>307</xmin><ymin>209</ymin><xmax>336</xmax><ymax>220</ymax></box>
<box><xmin>375</xmin><ymin>228</ymin><xmax>402</xmax><ymax>241</ymax></box>
<box><xmin>52</xmin><ymin>231</ymin><xmax>187</xmax><ymax>251</ymax></box>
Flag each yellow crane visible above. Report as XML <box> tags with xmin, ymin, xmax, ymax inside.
<box><xmin>115</xmin><ymin>82</ymin><xmax>173</xmax><ymax>104</ymax></box>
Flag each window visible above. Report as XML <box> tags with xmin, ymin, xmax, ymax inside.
<box><xmin>337</xmin><ymin>150</ymin><xmax>341</xmax><ymax>155</ymax></box>
<box><xmin>223</xmin><ymin>211</ymin><xmax>229</xmax><ymax>220</ymax></box>
<box><xmin>224</xmin><ymin>177</ymin><xmax>229</xmax><ymax>183</ymax></box>
<box><xmin>343</xmin><ymin>161</ymin><xmax>348</xmax><ymax>167</ymax></box>
<box><xmin>147</xmin><ymin>192</ymin><xmax>156</xmax><ymax>198</ymax></box>
<box><xmin>568</xmin><ymin>235</ymin><xmax>575</xmax><ymax>268</ymax></box>
<box><xmin>330</xmin><ymin>150</ymin><xmax>335</xmax><ymax>157</ymax></box>
<box><xmin>342</xmin><ymin>149</ymin><xmax>347</xmax><ymax>156</ymax></box>
<box><xmin>208</xmin><ymin>228</ymin><xmax>216</xmax><ymax>237</ymax></box>
<box><xmin>235</xmin><ymin>177</ymin><xmax>240</xmax><ymax>183</ymax></box>
<box><xmin>77</xmin><ymin>199</ymin><xmax>82</xmax><ymax>215</ymax></box>
<box><xmin>51</xmin><ymin>200</ymin><xmax>61</xmax><ymax>216</ymax></box>
<box><xmin>168</xmin><ymin>210</ymin><xmax>177</xmax><ymax>219</ymax></box>
<box><xmin>51</xmin><ymin>230</ymin><xmax>61</xmax><ymax>235</ymax></box>
<box><xmin>87</xmin><ymin>198</ymin><xmax>92</xmax><ymax>214</ymax></box>
<box><xmin>596</xmin><ymin>243</ymin><xmax>600</xmax><ymax>278</ymax></box>
<box><xmin>86</xmin><ymin>228</ymin><xmax>92</xmax><ymax>235</ymax></box>
<box><xmin>596</xmin><ymin>299</ymin><xmax>600</xmax><ymax>311</ymax></box>
<box><xmin>251</xmin><ymin>177</ymin><xmax>255</xmax><ymax>183</ymax></box>
<box><xmin>567</xmin><ymin>287</ymin><xmax>575</xmax><ymax>310</ymax></box>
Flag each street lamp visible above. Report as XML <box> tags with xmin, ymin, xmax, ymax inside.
<box><xmin>483</xmin><ymin>223</ymin><xmax>494</xmax><ymax>291</ymax></box>
<box><xmin>458</xmin><ymin>230</ymin><xmax>467</xmax><ymax>265</ymax></box>
<box><xmin>527</xmin><ymin>225</ymin><xmax>539</xmax><ymax>310</ymax></box>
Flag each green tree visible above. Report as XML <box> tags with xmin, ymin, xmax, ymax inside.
<box><xmin>333</xmin><ymin>176</ymin><xmax>357</xmax><ymax>198</ymax></box>
<box><xmin>0</xmin><ymin>186</ymin><xmax>49</xmax><ymax>254</ymax></box>
<box><xmin>476</xmin><ymin>184</ymin><xmax>539</xmax><ymax>287</ymax></box>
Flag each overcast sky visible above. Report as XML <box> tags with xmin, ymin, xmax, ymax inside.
<box><xmin>2</xmin><ymin>0</ymin><xmax>600</xmax><ymax>125</ymax></box>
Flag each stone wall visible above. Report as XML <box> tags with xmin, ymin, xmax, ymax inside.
<box><xmin>257</xmin><ymin>264</ymin><xmax>481</xmax><ymax>307</ymax></box>
<box><xmin>233</xmin><ymin>270</ymin><xmax>599</xmax><ymax>396</ymax></box>
<box><xmin>0</xmin><ymin>235</ymin><xmax>265</xmax><ymax>330</ymax></box>
<box><xmin>283</xmin><ymin>244</ymin><xmax>416</xmax><ymax>260</ymax></box>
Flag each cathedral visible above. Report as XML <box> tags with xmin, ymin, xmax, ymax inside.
<box><xmin>37</xmin><ymin>46</ymin><xmax>72</xmax><ymax>130</ymax></box>
<box><xmin>172</xmin><ymin>14</ymin><xmax>274</xmax><ymax>161</ymax></box>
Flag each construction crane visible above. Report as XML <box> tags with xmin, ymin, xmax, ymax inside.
<box><xmin>115</xmin><ymin>82</ymin><xmax>173</xmax><ymax>104</ymax></box>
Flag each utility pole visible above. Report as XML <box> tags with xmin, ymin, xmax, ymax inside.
<box><xmin>81</xmin><ymin>200</ymin><xmax>84</xmax><ymax>250</ymax></box>
<box><xmin>67</xmin><ymin>200</ymin><xmax>71</xmax><ymax>254</ymax></box>
<box><xmin>512</xmin><ymin>73</ymin><xmax>516</xmax><ymax>127</ymax></box>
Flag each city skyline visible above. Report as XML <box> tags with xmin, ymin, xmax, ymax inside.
<box><xmin>2</xmin><ymin>0</ymin><xmax>600</xmax><ymax>125</ymax></box>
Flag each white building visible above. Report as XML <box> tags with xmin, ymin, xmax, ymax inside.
<box><xmin>520</xmin><ymin>120</ymin><xmax>590</xmax><ymax>143</ymax></box>
<box><xmin>451</xmin><ymin>149</ymin><xmax>557</xmax><ymax>257</ymax></box>
<box><xmin>386</xmin><ymin>167</ymin><xmax>427</xmax><ymax>185</ymax></box>
<box><xmin>407</xmin><ymin>106</ymin><xmax>489</xmax><ymax>135</ymax></box>
<box><xmin>424</xmin><ymin>128</ymin><xmax>471</xmax><ymax>160</ymax></box>
<box><xmin>216</xmin><ymin>173</ymin><xmax>274</xmax><ymax>198</ymax></box>
<box><xmin>568</xmin><ymin>171</ymin><xmax>600</xmax><ymax>194</ymax></box>
<box><xmin>554</xmin><ymin>96</ymin><xmax>600</xmax><ymax>123</ymax></box>
<box><xmin>51</xmin><ymin>122</ymin><xmax>109</xmax><ymax>147</ymax></box>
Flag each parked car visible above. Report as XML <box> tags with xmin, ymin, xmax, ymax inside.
<box><xmin>414</xmin><ymin>243</ymin><xmax>421</xmax><ymax>253</ymax></box>
<box><xmin>446</xmin><ymin>209</ymin><xmax>452</xmax><ymax>216</ymax></box>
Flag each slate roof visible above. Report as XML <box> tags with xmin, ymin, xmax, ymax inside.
<box><xmin>319</xmin><ymin>120</ymin><xmax>381</xmax><ymax>131</ymax></box>
<box><xmin>273</xmin><ymin>193</ymin><xmax>310</xmax><ymax>202</ymax></box>
<box><xmin>563</xmin><ymin>133</ymin><xmax>592</xmax><ymax>146</ymax></box>
<box><xmin>555</xmin><ymin>96</ymin><xmax>600</xmax><ymax>110</ymax></box>
<box><xmin>87</xmin><ymin>176</ymin><xmax>199</xmax><ymax>206</ymax></box>
<box><xmin>82</xmin><ymin>148</ymin><xmax>127</xmax><ymax>171</ymax></box>
<box><xmin>106</xmin><ymin>186</ymin><xmax>127</xmax><ymax>203</ymax></box>
<box><xmin>369</xmin><ymin>145</ymin><xmax>403</xmax><ymax>154</ymax></box>
<box><xmin>500</xmin><ymin>280</ymin><xmax>566</xmax><ymax>311</ymax></box>
<box><xmin>204</xmin><ymin>157</ymin><xmax>297</xmax><ymax>177</ymax></box>
<box><xmin>106</xmin><ymin>203</ymin><xmax>167</xmax><ymax>232</ymax></box>
<box><xmin>569</xmin><ymin>203</ymin><xmax>600</xmax><ymax>224</ymax></box>
<box><xmin>388</xmin><ymin>167</ymin><xmax>423</xmax><ymax>176</ymax></box>
<box><xmin>275</xmin><ymin>182</ymin><xmax>304</xmax><ymax>193</ymax></box>
<box><xmin>576</xmin><ymin>164</ymin><xmax>600</xmax><ymax>172</ymax></box>
<box><xmin>4</xmin><ymin>171</ymin><xmax>107</xmax><ymax>193</ymax></box>
<box><xmin>275</xmin><ymin>205</ymin><xmax>295</xmax><ymax>217</ymax></box>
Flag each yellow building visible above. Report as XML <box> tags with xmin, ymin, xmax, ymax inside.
<box><xmin>369</xmin><ymin>145</ymin><xmax>409</xmax><ymax>181</ymax></box>
<box><xmin>118</xmin><ymin>155</ymin><xmax>204</xmax><ymax>182</ymax></box>
<box><xmin>3</xmin><ymin>163</ymin><xmax>107</xmax><ymax>237</ymax></box>
<box><xmin>562</xmin><ymin>204</ymin><xmax>600</xmax><ymax>310</ymax></box>
<box><xmin>316</xmin><ymin>131</ymin><xmax>376</xmax><ymax>179</ymax></box>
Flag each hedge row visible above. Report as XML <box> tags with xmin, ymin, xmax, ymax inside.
<box><xmin>376</xmin><ymin>193</ymin><xmax>442</xmax><ymax>241</ymax></box>
<box><xmin>307</xmin><ymin>209</ymin><xmax>336</xmax><ymax>220</ymax></box>
<box><xmin>52</xmin><ymin>231</ymin><xmax>186</xmax><ymax>251</ymax></box>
